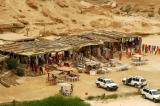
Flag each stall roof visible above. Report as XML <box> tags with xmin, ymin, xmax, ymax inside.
<box><xmin>55</xmin><ymin>35</ymin><xmax>104</xmax><ymax>49</ymax></box>
<box><xmin>0</xmin><ymin>31</ymin><xmax>137</xmax><ymax>57</ymax></box>
<box><xmin>0</xmin><ymin>39</ymin><xmax>72</xmax><ymax>56</ymax></box>
<box><xmin>79</xmin><ymin>32</ymin><xmax>119</xmax><ymax>43</ymax></box>
<box><xmin>54</xmin><ymin>31</ymin><xmax>119</xmax><ymax>49</ymax></box>
<box><xmin>93</xmin><ymin>31</ymin><xmax>139</xmax><ymax>39</ymax></box>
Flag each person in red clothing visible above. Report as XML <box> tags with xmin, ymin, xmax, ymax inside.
<box><xmin>158</xmin><ymin>46</ymin><xmax>160</xmax><ymax>55</ymax></box>
<box><xmin>119</xmin><ymin>51</ymin><xmax>122</xmax><ymax>60</ymax></box>
<box><xmin>128</xmin><ymin>49</ymin><xmax>131</xmax><ymax>58</ymax></box>
<box><xmin>107</xmin><ymin>49</ymin><xmax>111</xmax><ymax>61</ymax></box>
<box><xmin>126</xmin><ymin>48</ymin><xmax>128</xmax><ymax>58</ymax></box>
<box><xmin>136</xmin><ymin>47</ymin><xmax>141</xmax><ymax>55</ymax></box>
<box><xmin>45</xmin><ymin>64</ymin><xmax>49</xmax><ymax>72</ymax></box>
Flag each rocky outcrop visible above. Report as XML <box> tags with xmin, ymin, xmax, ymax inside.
<box><xmin>41</xmin><ymin>8</ymin><xmax>63</xmax><ymax>24</ymax></box>
<box><xmin>55</xmin><ymin>0</ymin><xmax>68</xmax><ymax>8</ymax></box>
<box><xmin>0</xmin><ymin>23</ymin><xmax>25</xmax><ymax>30</ymax></box>
<box><xmin>26</xmin><ymin>0</ymin><xmax>38</xmax><ymax>9</ymax></box>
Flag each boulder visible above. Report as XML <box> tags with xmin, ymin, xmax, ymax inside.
<box><xmin>55</xmin><ymin>0</ymin><xmax>68</xmax><ymax>8</ymax></box>
<box><xmin>26</xmin><ymin>0</ymin><xmax>38</xmax><ymax>9</ymax></box>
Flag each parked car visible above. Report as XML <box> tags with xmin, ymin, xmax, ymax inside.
<box><xmin>122</xmin><ymin>76</ymin><xmax>147</xmax><ymax>88</ymax></box>
<box><xmin>96</xmin><ymin>77</ymin><xmax>118</xmax><ymax>91</ymax></box>
<box><xmin>140</xmin><ymin>87</ymin><xmax>160</xmax><ymax>103</ymax></box>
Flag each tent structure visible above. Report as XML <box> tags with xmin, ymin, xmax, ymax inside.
<box><xmin>0</xmin><ymin>31</ymin><xmax>142</xmax><ymax>70</ymax></box>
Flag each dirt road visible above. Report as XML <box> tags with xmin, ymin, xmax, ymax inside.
<box><xmin>0</xmin><ymin>62</ymin><xmax>160</xmax><ymax>103</ymax></box>
<box><xmin>88</xmin><ymin>96</ymin><xmax>160</xmax><ymax>106</ymax></box>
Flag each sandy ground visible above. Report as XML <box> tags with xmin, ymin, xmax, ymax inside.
<box><xmin>0</xmin><ymin>55</ymin><xmax>160</xmax><ymax>103</ymax></box>
<box><xmin>87</xmin><ymin>96</ymin><xmax>160</xmax><ymax>106</ymax></box>
<box><xmin>1</xmin><ymin>67</ymin><xmax>160</xmax><ymax>103</ymax></box>
<box><xmin>143</xmin><ymin>34</ymin><xmax>160</xmax><ymax>46</ymax></box>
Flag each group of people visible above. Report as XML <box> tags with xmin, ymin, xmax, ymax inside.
<box><xmin>142</xmin><ymin>44</ymin><xmax>160</xmax><ymax>55</ymax></box>
<box><xmin>118</xmin><ymin>47</ymin><xmax>141</xmax><ymax>61</ymax></box>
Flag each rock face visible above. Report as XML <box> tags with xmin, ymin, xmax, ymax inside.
<box><xmin>0</xmin><ymin>24</ymin><xmax>13</xmax><ymax>29</ymax></box>
<box><xmin>55</xmin><ymin>0</ymin><xmax>68</xmax><ymax>8</ymax></box>
<box><xmin>0</xmin><ymin>23</ymin><xmax>25</xmax><ymax>29</ymax></box>
<box><xmin>41</xmin><ymin>8</ymin><xmax>63</xmax><ymax>24</ymax></box>
<box><xmin>0</xmin><ymin>0</ymin><xmax>160</xmax><ymax>36</ymax></box>
<box><xmin>26</xmin><ymin>0</ymin><xmax>38</xmax><ymax>9</ymax></box>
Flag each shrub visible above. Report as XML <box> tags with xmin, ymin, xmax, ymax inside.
<box><xmin>148</xmin><ymin>12</ymin><xmax>154</xmax><ymax>17</ymax></box>
<box><xmin>7</xmin><ymin>59</ymin><xmax>18</xmax><ymax>69</ymax></box>
<box><xmin>86</xmin><ymin>96</ymin><xmax>95</xmax><ymax>100</ymax></box>
<box><xmin>121</xmin><ymin>5</ymin><xmax>131</xmax><ymax>14</ymax></box>
<box><xmin>16</xmin><ymin>68</ymin><xmax>25</xmax><ymax>77</ymax></box>
<box><xmin>2</xmin><ymin>95</ymin><xmax>90</xmax><ymax>106</ymax></box>
<box><xmin>105</xmin><ymin>94</ymin><xmax>118</xmax><ymax>99</ymax></box>
<box><xmin>158</xmin><ymin>8</ymin><xmax>160</xmax><ymax>15</ymax></box>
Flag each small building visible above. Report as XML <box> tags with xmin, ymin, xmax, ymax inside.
<box><xmin>0</xmin><ymin>39</ymin><xmax>72</xmax><ymax>72</ymax></box>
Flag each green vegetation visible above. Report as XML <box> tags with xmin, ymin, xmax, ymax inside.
<box><xmin>7</xmin><ymin>59</ymin><xmax>18</xmax><ymax>70</ymax></box>
<box><xmin>1</xmin><ymin>95</ymin><xmax>90</xmax><ymax>106</ymax></box>
<box><xmin>16</xmin><ymin>68</ymin><xmax>25</xmax><ymax>77</ymax></box>
<box><xmin>6</xmin><ymin>59</ymin><xmax>25</xmax><ymax>76</ymax></box>
<box><xmin>104</xmin><ymin>94</ymin><xmax>118</xmax><ymax>99</ymax></box>
<box><xmin>86</xmin><ymin>92</ymin><xmax>139</xmax><ymax>100</ymax></box>
<box><xmin>86</xmin><ymin>93</ymin><xmax>118</xmax><ymax>100</ymax></box>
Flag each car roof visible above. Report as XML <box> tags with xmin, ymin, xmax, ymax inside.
<box><xmin>150</xmin><ymin>89</ymin><xmax>158</xmax><ymax>92</ymax></box>
<box><xmin>131</xmin><ymin>76</ymin><xmax>144</xmax><ymax>79</ymax></box>
<box><xmin>143</xmin><ymin>88</ymin><xmax>158</xmax><ymax>92</ymax></box>
<box><xmin>98</xmin><ymin>77</ymin><xmax>112</xmax><ymax>81</ymax></box>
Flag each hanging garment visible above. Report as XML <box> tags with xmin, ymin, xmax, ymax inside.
<box><xmin>155</xmin><ymin>46</ymin><xmax>158</xmax><ymax>55</ymax></box>
<box><xmin>105</xmin><ymin>48</ymin><xmax>108</xmax><ymax>59</ymax></box>
<box><xmin>97</xmin><ymin>47</ymin><xmax>101</xmax><ymax>57</ymax></box>
<box><xmin>145</xmin><ymin>44</ymin><xmax>148</xmax><ymax>53</ymax></box>
<box><xmin>107</xmin><ymin>49</ymin><xmax>111</xmax><ymax>60</ymax></box>
<box><xmin>101</xmin><ymin>47</ymin><xmax>104</xmax><ymax>57</ymax></box>
<box><xmin>95</xmin><ymin>47</ymin><xmax>98</xmax><ymax>57</ymax></box>
<box><xmin>69</xmin><ymin>50</ymin><xmax>73</xmax><ymax>59</ymax></box>
<box><xmin>35</xmin><ymin>56</ymin><xmax>38</xmax><ymax>65</ymax></box>
<box><xmin>126</xmin><ymin>48</ymin><xmax>131</xmax><ymax>58</ymax></box>
<box><xmin>103</xmin><ymin>48</ymin><xmax>107</xmax><ymax>58</ymax></box>
<box><xmin>51</xmin><ymin>52</ymin><xmax>56</xmax><ymax>57</ymax></box>
<box><xmin>142</xmin><ymin>44</ymin><xmax>145</xmax><ymax>52</ymax></box>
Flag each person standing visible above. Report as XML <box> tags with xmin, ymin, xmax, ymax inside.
<box><xmin>71</xmin><ymin>84</ymin><xmax>73</xmax><ymax>93</ymax></box>
<box><xmin>119</xmin><ymin>51</ymin><xmax>122</xmax><ymax>61</ymax></box>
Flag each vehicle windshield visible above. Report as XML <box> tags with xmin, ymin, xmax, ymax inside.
<box><xmin>106</xmin><ymin>80</ymin><xmax>114</xmax><ymax>83</ymax></box>
<box><xmin>141</xmin><ymin>79</ymin><xmax>146</xmax><ymax>82</ymax></box>
<box><xmin>152</xmin><ymin>90</ymin><xmax>160</xmax><ymax>95</ymax></box>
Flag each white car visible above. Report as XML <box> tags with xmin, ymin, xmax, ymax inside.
<box><xmin>141</xmin><ymin>88</ymin><xmax>160</xmax><ymax>103</ymax></box>
<box><xmin>96</xmin><ymin>77</ymin><xmax>118</xmax><ymax>91</ymax></box>
<box><xmin>122</xmin><ymin>76</ymin><xmax>147</xmax><ymax>88</ymax></box>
